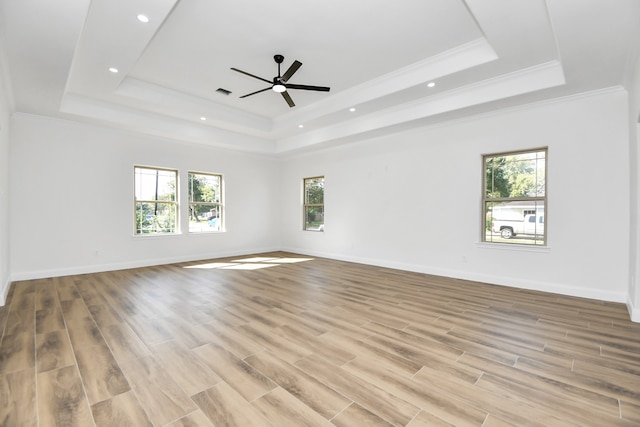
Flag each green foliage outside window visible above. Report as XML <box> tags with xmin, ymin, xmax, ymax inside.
<box><xmin>483</xmin><ymin>149</ymin><xmax>546</xmax><ymax>245</ymax></box>
<box><xmin>189</xmin><ymin>172</ymin><xmax>222</xmax><ymax>232</ymax></box>
<box><xmin>304</xmin><ymin>177</ymin><xmax>324</xmax><ymax>231</ymax></box>
<box><xmin>134</xmin><ymin>167</ymin><xmax>178</xmax><ymax>234</ymax></box>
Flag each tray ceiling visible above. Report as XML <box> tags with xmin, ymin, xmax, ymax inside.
<box><xmin>1</xmin><ymin>0</ymin><xmax>639</xmax><ymax>153</ymax></box>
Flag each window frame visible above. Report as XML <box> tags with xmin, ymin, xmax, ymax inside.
<box><xmin>482</xmin><ymin>148</ymin><xmax>547</xmax><ymax>246</ymax></box>
<box><xmin>134</xmin><ymin>166</ymin><xmax>179</xmax><ymax>236</ymax></box>
<box><xmin>187</xmin><ymin>171</ymin><xmax>223</xmax><ymax>233</ymax></box>
<box><xmin>303</xmin><ymin>176</ymin><xmax>325</xmax><ymax>232</ymax></box>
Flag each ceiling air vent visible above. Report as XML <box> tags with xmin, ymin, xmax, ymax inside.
<box><xmin>216</xmin><ymin>88</ymin><xmax>232</xmax><ymax>96</ymax></box>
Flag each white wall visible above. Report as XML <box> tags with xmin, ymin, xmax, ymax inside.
<box><xmin>281</xmin><ymin>89</ymin><xmax>630</xmax><ymax>303</ymax></box>
<box><xmin>0</xmin><ymin>67</ymin><xmax>10</xmax><ymax>305</ymax></box>
<box><xmin>9</xmin><ymin>114</ymin><xmax>281</xmax><ymax>279</ymax></box>
<box><xmin>6</xmin><ymin>89</ymin><xmax>634</xmax><ymax>314</ymax></box>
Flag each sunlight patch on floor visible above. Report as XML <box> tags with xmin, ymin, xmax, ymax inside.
<box><xmin>222</xmin><ymin>263</ymin><xmax>278</xmax><ymax>270</ymax></box>
<box><xmin>183</xmin><ymin>256</ymin><xmax>314</xmax><ymax>270</ymax></box>
<box><xmin>231</xmin><ymin>257</ymin><xmax>280</xmax><ymax>263</ymax></box>
<box><xmin>183</xmin><ymin>262</ymin><xmax>237</xmax><ymax>269</ymax></box>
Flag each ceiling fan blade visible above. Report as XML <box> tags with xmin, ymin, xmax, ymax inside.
<box><xmin>230</xmin><ymin>68</ymin><xmax>272</xmax><ymax>84</ymax></box>
<box><xmin>281</xmin><ymin>91</ymin><xmax>295</xmax><ymax>107</ymax></box>
<box><xmin>240</xmin><ymin>87</ymin><xmax>271</xmax><ymax>98</ymax></box>
<box><xmin>286</xmin><ymin>83</ymin><xmax>330</xmax><ymax>92</ymax></box>
<box><xmin>281</xmin><ymin>60</ymin><xmax>302</xmax><ymax>82</ymax></box>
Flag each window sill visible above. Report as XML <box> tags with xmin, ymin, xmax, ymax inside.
<box><xmin>132</xmin><ymin>233</ymin><xmax>182</xmax><ymax>239</ymax></box>
<box><xmin>476</xmin><ymin>242</ymin><xmax>550</xmax><ymax>253</ymax></box>
<box><xmin>188</xmin><ymin>231</ymin><xmax>226</xmax><ymax>236</ymax></box>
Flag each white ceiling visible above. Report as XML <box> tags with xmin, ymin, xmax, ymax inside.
<box><xmin>1</xmin><ymin>0</ymin><xmax>639</xmax><ymax>154</ymax></box>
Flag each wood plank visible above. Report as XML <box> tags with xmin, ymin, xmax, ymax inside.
<box><xmin>192</xmin><ymin>343</ymin><xmax>277</xmax><ymax>402</ymax></box>
<box><xmin>252</xmin><ymin>386</ymin><xmax>334</xmax><ymax>426</ymax></box>
<box><xmin>3</xmin><ymin>292</ymin><xmax>35</xmax><ymax>338</ymax></box>
<box><xmin>91</xmin><ymin>390</ymin><xmax>153</xmax><ymax>426</ymax></box>
<box><xmin>331</xmin><ymin>402</ymin><xmax>394</xmax><ymax>427</ymax></box>
<box><xmin>73</xmin><ymin>342</ymin><xmax>130</xmax><ymax>404</ymax></box>
<box><xmin>459</xmin><ymin>352</ymin><xmax>621</xmax><ymax>420</ymax></box>
<box><xmin>192</xmin><ymin>382</ymin><xmax>273</xmax><ymax>427</ymax></box>
<box><xmin>244</xmin><ymin>350</ymin><xmax>351</xmax><ymax>419</ymax></box>
<box><xmin>620</xmin><ymin>400</ymin><xmax>640</xmax><ymax>424</ymax></box>
<box><xmin>35</xmin><ymin>281</ymin><xmax>65</xmax><ymax>334</ymax></box>
<box><xmin>63</xmin><ymin>315</ymin><xmax>105</xmax><ymax>349</ymax></box>
<box><xmin>0</xmin><ymin>369</ymin><xmax>37</xmax><ymax>426</ymax></box>
<box><xmin>318</xmin><ymin>331</ymin><xmax>422</xmax><ymax>377</ymax></box>
<box><xmin>165</xmin><ymin>410</ymin><xmax>215</xmax><ymax>427</ymax></box>
<box><xmin>0</xmin><ymin>331</ymin><xmax>35</xmax><ymax>375</ymax></box>
<box><xmin>53</xmin><ymin>276</ymin><xmax>81</xmax><ymax>301</ymax></box>
<box><xmin>235</xmin><ymin>322</ymin><xmax>312</xmax><ymax>363</ymax></box>
<box><xmin>60</xmin><ymin>298</ymin><xmax>92</xmax><ymax>322</ymax></box>
<box><xmin>343</xmin><ymin>355</ymin><xmax>489</xmax><ymax>426</ymax></box>
<box><xmin>274</xmin><ymin>324</ymin><xmax>356</xmax><ymax>366</ymax></box>
<box><xmin>36</xmin><ymin>330</ymin><xmax>75</xmax><ymax>373</ymax></box>
<box><xmin>407</xmin><ymin>410</ymin><xmax>456</xmax><ymax>427</ymax></box>
<box><xmin>515</xmin><ymin>355</ymin><xmax>640</xmax><ymax>405</ymax></box>
<box><xmin>37</xmin><ymin>365</ymin><xmax>94</xmax><ymax>427</ymax></box>
<box><xmin>151</xmin><ymin>340</ymin><xmax>221</xmax><ymax>396</ymax></box>
<box><xmin>119</xmin><ymin>355</ymin><xmax>197</xmax><ymax>426</ymax></box>
<box><xmin>191</xmin><ymin>320</ymin><xmax>265</xmax><ymax>359</ymax></box>
<box><xmin>295</xmin><ymin>353</ymin><xmax>420</xmax><ymax>426</ymax></box>
<box><xmin>99</xmin><ymin>322</ymin><xmax>151</xmax><ymax>363</ymax></box>
<box><xmin>412</xmin><ymin>364</ymin><xmax>577</xmax><ymax>427</ymax></box>
<box><xmin>125</xmin><ymin>313</ymin><xmax>174</xmax><ymax>347</ymax></box>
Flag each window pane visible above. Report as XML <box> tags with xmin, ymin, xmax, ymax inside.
<box><xmin>304</xmin><ymin>176</ymin><xmax>324</xmax><ymax>231</ymax></box>
<box><xmin>305</xmin><ymin>178</ymin><xmax>324</xmax><ymax>204</ymax></box>
<box><xmin>189</xmin><ymin>204</ymin><xmax>221</xmax><ymax>232</ymax></box>
<box><xmin>135</xmin><ymin>168</ymin><xmax>176</xmax><ymax>201</ymax></box>
<box><xmin>305</xmin><ymin>206</ymin><xmax>324</xmax><ymax>231</ymax></box>
<box><xmin>134</xmin><ymin>167</ymin><xmax>178</xmax><ymax>235</ymax></box>
<box><xmin>485</xmin><ymin>150</ymin><xmax>545</xmax><ymax>198</ymax></box>
<box><xmin>485</xmin><ymin>200</ymin><xmax>545</xmax><ymax>245</ymax></box>
<box><xmin>188</xmin><ymin>172</ymin><xmax>223</xmax><ymax>233</ymax></box>
<box><xmin>135</xmin><ymin>202</ymin><xmax>177</xmax><ymax>234</ymax></box>
<box><xmin>189</xmin><ymin>173</ymin><xmax>221</xmax><ymax>203</ymax></box>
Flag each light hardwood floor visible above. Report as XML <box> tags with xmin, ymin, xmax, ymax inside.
<box><xmin>1</xmin><ymin>251</ymin><xmax>639</xmax><ymax>426</ymax></box>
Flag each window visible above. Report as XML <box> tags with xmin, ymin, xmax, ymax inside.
<box><xmin>188</xmin><ymin>172</ymin><xmax>222</xmax><ymax>232</ymax></box>
<box><xmin>304</xmin><ymin>176</ymin><xmax>324</xmax><ymax>231</ymax></box>
<box><xmin>134</xmin><ymin>166</ymin><xmax>178</xmax><ymax>234</ymax></box>
<box><xmin>483</xmin><ymin>148</ymin><xmax>546</xmax><ymax>245</ymax></box>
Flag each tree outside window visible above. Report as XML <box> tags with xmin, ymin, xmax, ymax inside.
<box><xmin>483</xmin><ymin>149</ymin><xmax>546</xmax><ymax>245</ymax></box>
<box><xmin>134</xmin><ymin>166</ymin><xmax>178</xmax><ymax>234</ymax></box>
<box><xmin>188</xmin><ymin>172</ymin><xmax>222</xmax><ymax>232</ymax></box>
<box><xmin>304</xmin><ymin>176</ymin><xmax>324</xmax><ymax>231</ymax></box>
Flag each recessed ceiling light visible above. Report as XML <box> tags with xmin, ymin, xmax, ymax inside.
<box><xmin>427</xmin><ymin>82</ymin><xmax>436</xmax><ymax>88</ymax></box>
<box><xmin>137</xmin><ymin>14</ymin><xmax>149</xmax><ymax>23</ymax></box>
<box><xmin>298</xmin><ymin>124</ymin><xmax>304</xmax><ymax>128</ymax></box>
<box><xmin>200</xmin><ymin>117</ymin><xmax>207</xmax><ymax>121</ymax></box>
<box><xmin>108</xmin><ymin>67</ymin><xmax>118</xmax><ymax>73</ymax></box>
<box><xmin>349</xmin><ymin>107</ymin><xmax>356</xmax><ymax>112</ymax></box>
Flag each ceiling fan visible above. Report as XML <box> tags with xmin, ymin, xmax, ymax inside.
<box><xmin>231</xmin><ymin>54</ymin><xmax>330</xmax><ymax>108</ymax></box>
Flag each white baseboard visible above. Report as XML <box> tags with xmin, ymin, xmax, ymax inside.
<box><xmin>282</xmin><ymin>246</ymin><xmax>629</xmax><ymax>305</ymax></box>
<box><xmin>628</xmin><ymin>297</ymin><xmax>640</xmax><ymax>323</ymax></box>
<box><xmin>8</xmin><ymin>246</ymin><xmax>280</xmax><ymax>282</ymax></box>
<box><xmin>0</xmin><ymin>275</ymin><xmax>9</xmax><ymax>306</ymax></box>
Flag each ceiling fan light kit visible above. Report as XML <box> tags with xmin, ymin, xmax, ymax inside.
<box><xmin>231</xmin><ymin>54</ymin><xmax>330</xmax><ymax>108</ymax></box>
